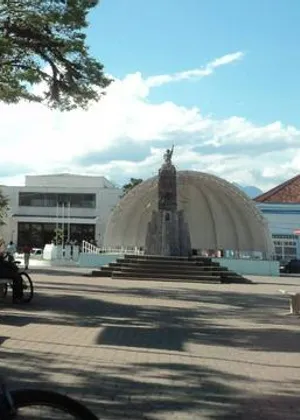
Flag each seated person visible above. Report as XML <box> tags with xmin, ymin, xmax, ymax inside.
<box><xmin>0</xmin><ymin>252</ymin><xmax>23</xmax><ymax>302</ymax></box>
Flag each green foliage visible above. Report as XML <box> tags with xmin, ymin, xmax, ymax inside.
<box><xmin>0</xmin><ymin>0</ymin><xmax>112</xmax><ymax>110</ymax></box>
<box><xmin>54</xmin><ymin>227</ymin><xmax>64</xmax><ymax>244</ymax></box>
<box><xmin>122</xmin><ymin>178</ymin><xmax>143</xmax><ymax>197</ymax></box>
<box><xmin>0</xmin><ymin>189</ymin><xmax>9</xmax><ymax>226</ymax></box>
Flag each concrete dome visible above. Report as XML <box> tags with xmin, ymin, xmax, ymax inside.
<box><xmin>104</xmin><ymin>171</ymin><xmax>273</xmax><ymax>254</ymax></box>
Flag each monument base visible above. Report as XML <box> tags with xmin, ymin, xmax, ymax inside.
<box><xmin>145</xmin><ymin>209</ymin><xmax>191</xmax><ymax>256</ymax></box>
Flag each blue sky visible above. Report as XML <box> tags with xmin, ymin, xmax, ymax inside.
<box><xmin>1</xmin><ymin>0</ymin><xmax>300</xmax><ymax>190</ymax></box>
<box><xmin>88</xmin><ymin>0</ymin><xmax>300</xmax><ymax>125</ymax></box>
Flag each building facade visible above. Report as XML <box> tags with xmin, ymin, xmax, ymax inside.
<box><xmin>0</xmin><ymin>174</ymin><xmax>121</xmax><ymax>249</ymax></box>
<box><xmin>255</xmin><ymin>203</ymin><xmax>300</xmax><ymax>261</ymax></box>
<box><xmin>254</xmin><ymin>174</ymin><xmax>300</xmax><ymax>262</ymax></box>
<box><xmin>2</xmin><ymin>171</ymin><xmax>300</xmax><ymax>262</ymax></box>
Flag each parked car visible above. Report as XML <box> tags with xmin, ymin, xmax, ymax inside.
<box><xmin>282</xmin><ymin>259</ymin><xmax>300</xmax><ymax>274</ymax></box>
<box><xmin>279</xmin><ymin>260</ymin><xmax>288</xmax><ymax>272</ymax></box>
<box><xmin>31</xmin><ymin>248</ymin><xmax>43</xmax><ymax>257</ymax></box>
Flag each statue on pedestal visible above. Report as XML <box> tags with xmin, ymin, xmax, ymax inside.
<box><xmin>159</xmin><ymin>145</ymin><xmax>176</xmax><ymax>211</ymax></box>
<box><xmin>163</xmin><ymin>145</ymin><xmax>174</xmax><ymax>165</ymax></box>
<box><xmin>145</xmin><ymin>145</ymin><xmax>192</xmax><ymax>256</ymax></box>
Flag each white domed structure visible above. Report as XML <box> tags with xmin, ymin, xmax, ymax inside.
<box><xmin>104</xmin><ymin>171</ymin><xmax>273</xmax><ymax>255</ymax></box>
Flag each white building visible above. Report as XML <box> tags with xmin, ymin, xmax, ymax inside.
<box><xmin>254</xmin><ymin>174</ymin><xmax>300</xmax><ymax>262</ymax></box>
<box><xmin>0</xmin><ymin>174</ymin><xmax>121</xmax><ymax>249</ymax></box>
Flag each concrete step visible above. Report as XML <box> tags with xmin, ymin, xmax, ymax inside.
<box><xmin>124</xmin><ymin>254</ymin><xmax>190</xmax><ymax>261</ymax></box>
<box><xmin>111</xmin><ymin>275</ymin><xmax>220</xmax><ymax>284</ymax></box>
<box><xmin>91</xmin><ymin>269</ymin><xmax>247</xmax><ymax>282</ymax></box>
<box><xmin>116</xmin><ymin>262</ymin><xmax>226</xmax><ymax>271</ymax></box>
<box><xmin>91</xmin><ymin>268</ymin><xmax>246</xmax><ymax>282</ymax></box>
<box><xmin>120</xmin><ymin>267</ymin><xmax>241</xmax><ymax>278</ymax></box>
<box><xmin>117</xmin><ymin>257</ymin><xmax>196</xmax><ymax>264</ymax></box>
<box><xmin>220</xmin><ymin>275</ymin><xmax>253</xmax><ymax>284</ymax></box>
<box><xmin>117</xmin><ymin>258</ymin><xmax>220</xmax><ymax>267</ymax></box>
<box><xmin>91</xmin><ymin>269</ymin><xmax>112</xmax><ymax>277</ymax></box>
<box><xmin>100</xmin><ymin>265</ymin><xmax>117</xmax><ymax>271</ymax></box>
<box><xmin>90</xmin><ymin>254</ymin><xmax>248</xmax><ymax>283</ymax></box>
<box><xmin>124</xmin><ymin>254</ymin><xmax>214</xmax><ymax>264</ymax></box>
<box><xmin>112</xmin><ymin>270</ymin><xmax>219</xmax><ymax>281</ymax></box>
<box><xmin>115</xmin><ymin>266</ymin><xmax>229</xmax><ymax>276</ymax></box>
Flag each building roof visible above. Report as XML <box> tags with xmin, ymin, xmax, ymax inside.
<box><xmin>254</xmin><ymin>174</ymin><xmax>300</xmax><ymax>203</ymax></box>
<box><xmin>25</xmin><ymin>173</ymin><xmax>117</xmax><ymax>189</ymax></box>
<box><xmin>104</xmin><ymin>170</ymin><xmax>273</xmax><ymax>253</ymax></box>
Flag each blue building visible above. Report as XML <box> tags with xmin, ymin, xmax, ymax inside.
<box><xmin>254</xmin><ymin>174</ymin><xmax>300</xmax><ymax>262</ymax></box>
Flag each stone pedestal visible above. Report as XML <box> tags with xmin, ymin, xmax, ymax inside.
<box><xmin>145</xmin><ymin>150</ymin><xmax>191</xmax><ymax>257</ymax></box>
<box><xmin>145</xmin><ymin>209</ymin><xmax>191</xmax><ymax>256</ymax></box>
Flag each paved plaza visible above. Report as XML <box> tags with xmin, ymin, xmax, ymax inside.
<box><xmin>0</xmin><ymin>272</ymin><xmax>300</xmax><ymax>419</ymax></box>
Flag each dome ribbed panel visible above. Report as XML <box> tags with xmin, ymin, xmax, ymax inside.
<box><xmin>104</xmin><ymin>171</ymin><xmax>273</xmax><ymax>254</ymax></box>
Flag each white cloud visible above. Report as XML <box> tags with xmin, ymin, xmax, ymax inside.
<box><xmin>146</xmin><ymin>51</ymin><xmax>244</xmax><ymax>88</ymax></box>
<box><xmin>0</xmin><ymin>49</ymin><xmax>299</xmax><ymax>191</ymax></box>
<box><xmin>210</xmin><ymin>51</ymin><xmax>244</xmax><ymax>68</ymax></box>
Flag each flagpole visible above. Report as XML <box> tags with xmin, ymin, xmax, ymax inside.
<box><xmin>67</xmin><ymin>201</ymin><xmax>71</xmax><ymax>243</ymax></box>
<box><xmin>62</xmin><ymin>202</ymin><xmax>65</xmax><ymax>252</ymax></box>
<box><xmin>55</xmin><ymin>201</ymin><xmax>59</xmax><ymax>245</ymax></box>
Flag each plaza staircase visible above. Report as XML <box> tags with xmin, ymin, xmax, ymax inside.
<box><xmin>91</xmin><ymin>254</ymin><xmax>251</xmax><ymax>284</ymax></box>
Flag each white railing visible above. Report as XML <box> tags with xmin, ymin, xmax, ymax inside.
<box><xmin>81</xmin><ymin>240</ymin><xmax>102</xmax><ymax>254</ymax></box>
<box><xmin>81</xmin><ymin>241</ymin><xmax>144</xmax><ymax>255</ymax></box>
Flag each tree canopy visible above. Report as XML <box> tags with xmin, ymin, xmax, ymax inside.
<box><xmin>0</xmin><ymin>189</ymin><xmax>9</xmax><ymax>226</ymax></box>
<box><xmin>0</xmin><ymin>0</ymin><xmax>112</xmax><ymax>110</ymax></box>
<box><xmin>122</xmin><ymin>178</ymin><xmax>143</xmax><ymax>196</ymax></box>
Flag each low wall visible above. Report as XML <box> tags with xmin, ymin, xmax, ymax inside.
<box><xmin>212</xmin><ymin>258</ymin><xmax>280</xmax><ymax>276</ymax></box>
<box><xmin>43</xmin><ymin>244</ymin><xmax>80</xmax><ymax>261</ymax></box>
<box><xmin>78</xmin><ymin>253</ymin><xmax>121</xmax><ymax>268</ymax></box>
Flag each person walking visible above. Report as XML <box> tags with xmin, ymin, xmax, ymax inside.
<box><xmin>23</xmin><ymin>244</ymin><xmax>32</xmax><ymax>270</ymax></box>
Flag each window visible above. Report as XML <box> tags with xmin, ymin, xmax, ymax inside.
<box><xmin>273</xmin><ymin>234</ymin><xmax>298</xmax><ymax>240</ymax></box>
<box><xmin>18</xmin><ymin>222</ymin><xmax>95</xmax><ymax>248</ymax></box>
<box><xmin>69</xmin><ymin>194</ymin><xmax>96</xmax><ymax>208</ymax></box>
<box><xmin>19</xmin><ymin>192</ymin><xmax>44</xmax><ymax>206</ymax></box>
<box><xmin>284</xmin><ymin>247</ymin><xmax>297</xmax><ymax>256</ymax></box>
<box><xmin>19</xmin><ymin>192</ymin><xmax>96</xmax><ymax>208</ymax></box>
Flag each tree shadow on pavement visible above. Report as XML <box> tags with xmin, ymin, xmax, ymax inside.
<box><xmin>0</xmin><ymin>286</ymin><xmax>299</xmax><ymax>353</ymax></box>
<box><xmin>0</xmin><ymin>276</ymin><xmax>299</xmax><ymax>418</ymax></box>
<box><xmin>0</xmin><ymin>349</ymin><xmax>298</xmax><ymax>419</ymax></box>
<box><xmin>30</xmin><ymin>277</ymin><xmax>294</xmax><ymax>327</ymax></box>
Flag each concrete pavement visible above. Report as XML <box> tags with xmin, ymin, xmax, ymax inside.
<box><xmin>0</xmin><ymin>273</ymin><xmax>299</xmax><ymax>419</ymax></box>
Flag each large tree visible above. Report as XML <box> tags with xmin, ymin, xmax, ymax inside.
<box><xmin>0</xmin><ymin>189</ymin><xmax>9</xmax><ymax>226</ymax></box>
<box><xmin>0</xmin><ymin>0</ymin><xmax>111</xmax><ymax>110</ymax></box>
<box><xmin>122</xmin><ymin>178</ymin><xmax>143</xmax><ymax>196</ymax></box>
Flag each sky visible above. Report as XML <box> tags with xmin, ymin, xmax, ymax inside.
<box><xmin>1</xmin><ymin>0</ymin><xmax>300</xmax><ymax>190</ymax></box>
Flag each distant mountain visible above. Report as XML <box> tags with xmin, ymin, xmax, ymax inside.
<box><xmin>233</xmin><ymin>183</ymin><xmax>263</xmax><ymax>198</ymax></box>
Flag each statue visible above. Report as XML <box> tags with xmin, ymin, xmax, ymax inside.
<box><xmin>159</xmin><ymin>144</ymin><xmax>177</xmax><ymax>211</ymax></box>
<box><xmin>145</xmin><ymin>143</ymin><xmax>192</xmax><ymax>256</ymax></box>
<box><xmin>163</xmin><ymin>145</ymin><xmax>174</xmax><ymax>165</ymax></box>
